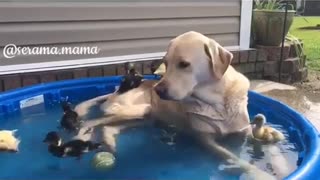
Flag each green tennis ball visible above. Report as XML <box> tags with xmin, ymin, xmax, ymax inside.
<box><xmin>92</xmin><ymin>152</ymin><xmax>115</xmax><ymax>170</ymax></box>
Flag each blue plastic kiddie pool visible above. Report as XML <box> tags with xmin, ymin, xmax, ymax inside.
<box><xmin>0</xmin><ymin>75</ymin><xmax>319</xmax><ymax>180</ymax></box>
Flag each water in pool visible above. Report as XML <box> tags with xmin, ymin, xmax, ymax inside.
<box><xmin>0</xmin><ymin>102</ymin><xmax>299</xmax><ymax>180</ymax></box>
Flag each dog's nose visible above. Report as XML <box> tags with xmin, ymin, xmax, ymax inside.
<box><xmin>154</xmin><ymin>81</ymin><xmax>168</xmax><ymax>99</ymax></box>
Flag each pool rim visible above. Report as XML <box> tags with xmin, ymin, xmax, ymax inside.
<box><xmin>0</xmin><ymin>76</ymin><xmax>319</xmax><ymax>180</ymax></box>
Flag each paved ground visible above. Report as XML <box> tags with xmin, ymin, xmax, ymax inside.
<box><xmin>250</xmin><ymin>80</ymin><xmax>320</xmax><ymax>130</ymax></box>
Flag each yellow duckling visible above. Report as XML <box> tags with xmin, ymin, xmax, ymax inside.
<box><xmin>251</xmin><ymin>114</ymin><xmax>285</xmax><ymax>143</ymax></box>
<box><xmin>153</xmin><ymin>63</ymin><xmax>166</xmax><ymax>76</ymax></box>
<box><xmin>0</xmin><ymin>129</ymin><xmax>20</xmax><ymax>153</ymax></box>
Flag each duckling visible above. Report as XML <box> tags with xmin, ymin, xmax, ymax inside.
<box><xmin>43</xmin><ymin>131</ymin><xmax>102</xmax><ymax>159</ymax></box>
<box><xmin>153</xmin><ymin>63</ymin><xmax>166</xmax><ymax>76</ymax></box>
<box><xmin>117</xmin><ymin>64</ymin><xmax>143</xmax><ymax>94</ymax></box>
<box><xmin>0</xmin><ymin>129</ymin><xmax>20</xmax><ymax>153</ymax></box>
<box><xmin>250</xmin><ymin>114</ymin><xmax>285</xmax><ymax>143</ymax></box>
<box><xmin>60</xmin><ymin>101</ymin><xmax>81</xmax><ymax>132</ymax></box>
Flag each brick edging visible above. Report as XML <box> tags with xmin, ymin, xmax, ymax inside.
<box><xmin>0</xmin><ymin>46</ymin><xmax>307</xmax><ymax>92</ymax></box>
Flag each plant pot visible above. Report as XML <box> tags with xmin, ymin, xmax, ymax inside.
<box><xmin>253</xmin><ymin>10</ymin><xmax>295</xmax><ymax>46</ymax></box>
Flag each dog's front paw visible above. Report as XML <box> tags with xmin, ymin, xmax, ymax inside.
<box><xmin>76</xmin><ymin>125</ymin><xmax>94</xmax><ymax>138</ymax></box>
<box><xmin>83</xmin><ymin>128</ymin><xmax>93</xmax><ymax>135</ymax></box>
<box><xmin>218</xmin><ymin>159</ymin><xmax>240</xmax><ymax>171</ymax></box>
<box><xmin>218</xmin><ymin>163</ymin><xmax>242</xmax><ymax>176</ymax></box>
<box><xmin>102</xmin><ymin>126</ymin><xmax>120</xmax><ymax>154</ymax></box>
<box><xmin>80</xmin><ymin>120</ymin><xmax>102</xmax><ymax>129</ymax></box>
<box><xmin>105</xmin><ymin>144</ymin><xmax>116</xmax><ymax>154</ymax></box>
<box><xmin>103</xmin><ymin>104</ymin><xmax>121</xmax><ymax>115</ymax></box>
<box><xmin>74</xmin><ymin>104</ymin><xmax>89</xmax><ymax>118</ymax></box>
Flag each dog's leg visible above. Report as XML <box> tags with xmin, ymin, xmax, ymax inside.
<box><xmin>80</xmin><ymin>103</ymin><xmax>151</xmax><ymax>129</ymax></box>
<box><xmin>102</xmin><ymin>121</ymin><xmax>146</xmax><ymax>153</ymax></box>
<box><xmin>74</xmin><ymin>94</ymin><xmax>112</xmax><ymax>119</ymax></box>
<box><xmin>76</xmin><ymin>103</ymin><xmax>151</xmax><ymax>144</ymax></box>
<box><xmin>101</xmin><ymin>126</ymin><xmax>119</xmax><ymax>153</ymax></box>
<box><xmin>104</xmin><ymin>103</ymin><xmax>151</xmax><ymax>116</ymax></box>
<box><xmin>76</xmin><ymin>103</ymin><xmax>151</xmax><ymax>153</ymax></box>
<box><xmin>197</xmin><ymin>133</ymin><xmax>276</xmax><ymax>180</ymax></box>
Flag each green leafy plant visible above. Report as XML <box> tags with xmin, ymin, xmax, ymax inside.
<box><xmin>254</xmin><ymin>0</ymin><xmax>295</xmax><ymax>11</ymax></box>
<box><xmin>286</xmin><ymin>33</ymin><xmax>305</xmax><ymax>68</ymax></box>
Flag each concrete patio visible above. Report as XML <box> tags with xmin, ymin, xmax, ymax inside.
<box><xmin>250</xmin><ymin>80</ymin><xmax>320</xmax><ymax>130</ymax></box>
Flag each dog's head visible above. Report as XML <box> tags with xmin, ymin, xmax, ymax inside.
<box><xmin>154</xmin><ymin>31</ymin><xmax>233</xmax><ymax>100</ymax></box>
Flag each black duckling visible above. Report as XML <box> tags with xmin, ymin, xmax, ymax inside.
<box><xmin>43</xmin><ymin>131</ymin><xmax>102</xmax><ymax>159</ymax></box>
<box><xmin>251</xmin><ymin>114</ymin><xmax>285</xmax><ymax>143</ymax></box>
<box><xmin>117</xmin><ymin>65</ymin><xmax>143</xmax><ymax>94</ymax></box>
<box><xmin>60</xmin><ymin>101</ymin><xmax>81</xmax><ymax>132</ymax></box>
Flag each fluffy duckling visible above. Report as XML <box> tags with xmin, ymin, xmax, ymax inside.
<box><xmin>251</xmin><ymin>114</ymin><xmax>285</xmax><ymax>143</ymax></box>
<box><xmin>43</xmin><ymin>131</ymin><xmax>101</xmax><ymax>159</ymax></box>
<box><xmin>117</xmin><ymin>65</ymin><xmax>143</xmax><ymax>94</ymax></box>
<box><xmin>60</xmin><ymin>101</ymin><xmax>81</xmax><ymax>132</ymax></box>
<box><xmin>0</xmin><ymin>129</ymin><xmax>20</xmax><ymax>153</ymax></box>
<box><xmin>153</xmin><ymin>63</ymin><xmax>166</xmax><ymax>76</ymax></box>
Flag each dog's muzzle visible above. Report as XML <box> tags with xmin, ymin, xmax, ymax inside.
<box><xmin>154</xmin><ymin>81</ymin><xmax>171</xmax><ymax>100</ymax></box>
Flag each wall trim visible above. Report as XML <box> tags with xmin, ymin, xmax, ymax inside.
<box><xmin>0</xmin><ymin>2</ymin><xmax>241</xmax><ymax>23</ymax></box>
<box><xmin>0</xmin><ymin>46</ymin><xmax>239</xmax><ymax>75</ymax></box>
<box><xmin>239</xmin><ymin>0</ymin><xmax>253</xmax><ymax>49</ymax></box>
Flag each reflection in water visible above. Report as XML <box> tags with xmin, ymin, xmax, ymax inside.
<box><xmin>239</xmin><ymin>123</ymin><xmax>297</xmax><ymax>180</ymax></box>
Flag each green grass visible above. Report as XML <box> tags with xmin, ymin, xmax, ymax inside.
<box><xmin>289</xmin><ymin>16</ymin><xmax>320</xmax><ymax>71</ymax></box>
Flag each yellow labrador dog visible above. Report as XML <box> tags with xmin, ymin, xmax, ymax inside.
<box><xmin>75</xmin><ymin>31</ymin><xmax>275</xmax><ymax>179</ymax></box>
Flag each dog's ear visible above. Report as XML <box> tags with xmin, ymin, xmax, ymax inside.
<box><xmin>204</xmin><ymin>40</ymin><xmax>232</xmax><ymax>79</ymax></box>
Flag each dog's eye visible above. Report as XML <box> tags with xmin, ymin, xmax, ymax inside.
<box><xmin>178</xmin><ymin>61</ymin><xmax>190</xmax><ymax>69</ymax></box>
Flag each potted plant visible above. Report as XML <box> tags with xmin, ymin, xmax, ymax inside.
<box><xmin>252</xmin><ymin>0</ymin><xmax>296</xmax><ymax>46</ymax></box>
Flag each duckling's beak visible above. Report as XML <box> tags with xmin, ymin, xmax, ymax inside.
<box><xmin>250</xmin><ymin>122</ymin><xmax>257</xmax><ymax>128</ymax></box>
